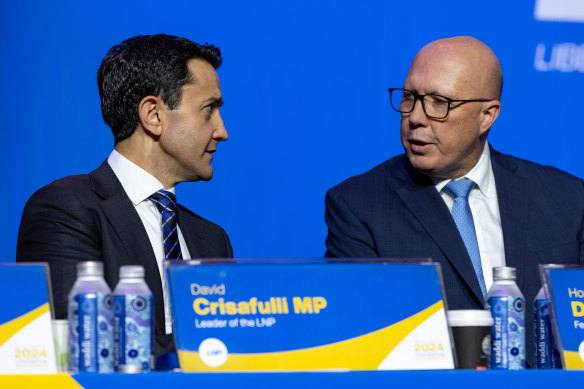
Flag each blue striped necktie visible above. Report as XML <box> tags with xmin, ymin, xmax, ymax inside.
<box><xmin>443</xmin><ymin>178</ymin><xmax>487</xmax><ymax>297</ymax></box>
<box><xmin>149</xmin><ymin>190</ymin><xmax>183</xmax><ymax>260</ymax></box>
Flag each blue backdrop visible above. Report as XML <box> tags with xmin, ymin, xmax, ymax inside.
<box><xmin>3</xmin><ymin>0</ymin><xmax>583</xmax><ymax>260</ymax></box>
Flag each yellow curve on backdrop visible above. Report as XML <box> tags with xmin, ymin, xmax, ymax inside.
<box><xmin>563</xmin><ymin>350</ymin><xmax>584</xmax><ymax>369</ymax></box>
<box><xmin>0</xmin><ymin>374</ymin><xmax>83</xmax><ymax>389</ymax></box>
<box><xmin>0</xmin><ymin>303</ymin><xmax>50</xmax><ymax>348</ymax></box>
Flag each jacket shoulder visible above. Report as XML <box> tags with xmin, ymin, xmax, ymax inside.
<box><xmin>24</xmin><ymin>173</ymin><xmax>94</xmax><ymax>207</ymax></box>
<box><xmin>329</xmin><ymin>155</ymin><xmax>407</xmax><ymax>196</ymax></box>
<box><xmin>493</xmin><ymin>150</ymin><xmax>584</xmax><ymax>187</ymax></box>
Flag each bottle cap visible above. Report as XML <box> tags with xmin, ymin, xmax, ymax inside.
<box><xmin>119</xmin><ymin>265</ymin><xmax>145</xmax><ymax>278</ymax></box>
<box><xmin>447</xmin><ymin>309</ymin><xmax>493</xmax><ymax>327</ymax></box>
<box><xmin>77</xmin><ymin>261</ymin><xmax>104</xmax><ymax>277</ymax></box>
<box><xmin>493</xmin><ymin>266</ymin><xmax>516</xmax><ymax>281</ymax></box>
<box><xmin>116</xmin><ymin>364</ymin><xmax>144</xmax><ymax>373</ymax></box>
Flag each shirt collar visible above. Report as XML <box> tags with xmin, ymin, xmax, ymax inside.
<box><xmin>107</xmin><ymin>149</ymin><xmax>176</xmax><ymax>206</ymax></box>
<box><xmin>434</xmin><ymin>142</ymin><xmax>493</xmax><ymax>198</ymax></box>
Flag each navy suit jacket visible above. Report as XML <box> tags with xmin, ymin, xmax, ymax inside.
<box><xmin>16</xmin><ymin>161</ymin><xmax>233</xmax><ymax>357</ymax></box>
<box><xmin>325</xmin><ymin>147</ymin><xmax>584</xmax><ymax>365</ymax></box>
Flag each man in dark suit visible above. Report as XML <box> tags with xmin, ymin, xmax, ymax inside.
<box><xmin>325</xmin><ymin>36</ymin><xmax>584</xmax><ymax>365</ymax></box>
<box><xmin>16</xmin><ymin>34</ymin><xmax>232</xmax><ymax>361</ymax></box>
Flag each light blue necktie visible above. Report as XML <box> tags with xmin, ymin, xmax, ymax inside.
<box><xmin>443</xmin><ymin>178</ymin><xmax>487</xmax><ymax>297</ymax></box>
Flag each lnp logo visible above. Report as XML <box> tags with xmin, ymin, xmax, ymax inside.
<box><xmin>535</xmin><ymin>0</ymin><xmax>584</xmax><ymax>23</ymax></box>
<box><xmin>198</xmin><ymin>338</ymin><xmax>228</xmax><ymax>367</ymax></box>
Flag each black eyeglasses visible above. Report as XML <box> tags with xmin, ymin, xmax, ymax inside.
<box><xmin>388</xmin><ymin>88</ymin><xmax>493</xmax><ymax>119</ymax></box>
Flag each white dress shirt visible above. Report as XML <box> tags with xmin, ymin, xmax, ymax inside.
<box><xmin>108</xmin><ymin>150</ymin><xmax>191</xmax><ymax>334</ymax></box>
<box><xmin>434</xmin><ymin>143</ymin><xmax>506</xmax><ymax>291</ymax></box>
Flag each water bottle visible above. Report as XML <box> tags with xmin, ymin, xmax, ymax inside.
<box><xmin>113</xmin><ymin>265</ymin><xmax>154</xmax><ymax>371</ymax></box>
<box><xmin>534</xmin><ymin>281</ymin><xmax>562</xmax><ymax>368</ymax></box>
<box><xmin>68</xmin><ymin>261</ymin><xmax>114</xmax><ymax>373</ymax></box>
<box><xmin>485</xmin><ymin>266</ymin><xmax>525</xmax><ymax>369</ymax></box>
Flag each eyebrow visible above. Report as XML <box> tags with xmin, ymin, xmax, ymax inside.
<box><xmin>202</xmin><ymin>96</ymin><xmax>224</xmax><ymax>107</ymax></box>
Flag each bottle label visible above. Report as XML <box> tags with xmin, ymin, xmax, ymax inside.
<box><xmin>534</xmin><ymin>298</ymin><xmax>562</xmax><ymax>369</ymax></box>
<box><xmin>114</xmin><ymin>294</ymin><xmax>153</xmax><ymax>371</ymax></box>
<box><xmin>488</xmin><ymin>296</ymin><xmax>525</xmax><ymax>370</ymax></box>
<box><xmin>68</xmin><ymin>296</ymin><xmax>79</xmax><ymax>371</ymax></box>
<box><xmin>68</xmin><ymin>292</ymin><xmax>114</xmax><ymax>373</ymax></box>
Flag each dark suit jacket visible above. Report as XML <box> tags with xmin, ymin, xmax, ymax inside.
<box><xmin>325</xmin><ymin>147</ymin><xmax>584</xmax><ymax>365</ymax></box>
<box><xmin>16</xmin><ymin>161</ymin><xmax>233</xmax><ymax>358</ymax></box>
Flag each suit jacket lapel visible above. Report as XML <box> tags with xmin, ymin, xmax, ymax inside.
<box><xmin>392</xmin><ymin>159</ymin><xmax>486</xmax><ymax>303</ymax></box>
<box><xmin>491</xmin><ymin>149</ymin><xmax>527</xmax><ymax>291</ymax></box>
<box><xmin>88</xmin><ymin>161</ymin><xmax>164</xmax><ymax>307</ymax></box>
<box><xmin>88</xmin><ymin>161</ymin><xmax>157</xmax><ymax>261</ymax></box>
<box><xmin>177</xmin><ymin>208</ymin><xmax>202</xmax><ymax>259</ymax></box>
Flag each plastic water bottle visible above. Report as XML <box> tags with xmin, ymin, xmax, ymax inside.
<box><xmin>113</xmin><ymin>265</ymin><xmax>154</xmax><ymax>371</ymax></box>
<box><xmin>68</xmin><ymin>261</ymin><xmax>114</xmax><ymax>373</ymax></box>
<box><xmin>485</xmin><ymin>266</ymin><xmax>525</xmax><ymax>369</ymax></box>
<box><xmin>534</xmin><ymin>281</ymin><xmax>562</xmax><ymax>368</ymax></box>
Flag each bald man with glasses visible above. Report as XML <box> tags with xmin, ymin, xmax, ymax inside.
<box><xmin>324</xmin><ymin>36</ymin><xmax>584</xmax><ymax>366</ymax></box>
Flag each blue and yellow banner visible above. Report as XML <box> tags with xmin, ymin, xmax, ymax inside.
<box><xmin>546</xmin><ymin>266</ymin><xmax>584</xmax><ymax>369</ymax></box>
<box><xmin>167</xmin><ymin>260</ymin><xmax>454</xmax><ymax>371</ymax></box>
<box><xmin>0</xmin><ymin>263</ymin><xmax>57</xmax><ymax>373</ymax></box>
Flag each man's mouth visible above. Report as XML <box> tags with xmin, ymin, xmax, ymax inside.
<box><xmin>409</xmin><ymin>139</ymin><xmax>433</xmax><ymax>153</ymax></box>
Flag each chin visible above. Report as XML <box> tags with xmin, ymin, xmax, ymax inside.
<box><xmin>197</xmin><ymin>169</ymin><xmax>214</xmax><ymax>182</ymax></box>
<box><xmin>407</xmin><ymin>154</ymin><xmax>430</xmax><ymax>171</ymax></box>
<box><xmin>184</xmin><ymin>165</ymin><xmax>214</xmax><ymax>182</ymax></box>
<box><xmin>407</xmin><ymin>156</ymin><xmax>443</xmax><ymax>178</ymax></box>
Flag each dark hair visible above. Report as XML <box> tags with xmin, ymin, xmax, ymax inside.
<box><xmin>97</xmin><ymin>34</ymin><xmax>222</xmax><ymax>144</ymax></box>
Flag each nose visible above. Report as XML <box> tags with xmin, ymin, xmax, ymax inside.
<box><xmin>213</xmin><ymin>111</ymin><xmax>228</xmax><ymax>142</ymax></box>
<box><xmin>407</xmin><ymin>98</ymin><xmax>429</xmax><ymax>128</ymax></box>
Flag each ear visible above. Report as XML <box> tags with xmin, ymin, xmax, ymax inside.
<box><xmin>138</xmin><ymin>96</ymin><xmax>164</xmax><ymax>137</ymax></box>
<box><xmin>478</xmin><ymin>100</ymin><xmax>501</xmax><ymax>136</ymax></box>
